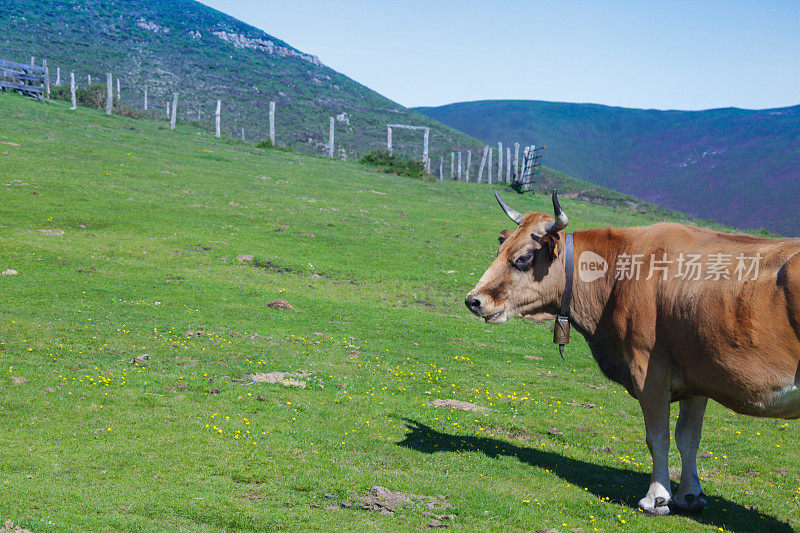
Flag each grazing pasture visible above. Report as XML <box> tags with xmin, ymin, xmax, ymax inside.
<box><xmin>0</xmin><ymin>93</ymin><xmax>797</xmax><ymax>532</ymax></box>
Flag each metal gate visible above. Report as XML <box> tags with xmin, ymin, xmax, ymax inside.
<box><xmin>512</xmin><ymin>145</ymin><xmax>545</xmax><ymax>194</ymax></box>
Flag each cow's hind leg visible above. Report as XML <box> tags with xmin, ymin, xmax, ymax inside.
<box><xmin>673</xmin><ymin>396</ymin><xmax>708</xmax><ymax>512</ymax></box>
<box><xmin>636</xmin><ymin>379</ymin><xmax>673</xmax><ymax>516</ymax></box>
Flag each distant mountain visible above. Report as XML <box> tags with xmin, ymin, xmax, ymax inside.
<box><xmin>415</xmin><ymin>100</ymin><xmax>800</xmax><ymax>236</ymax></box>
<box><xmin>0</xmin><ymin>0</ymin><xmax>481</xmax><ymax>160</ymax></box>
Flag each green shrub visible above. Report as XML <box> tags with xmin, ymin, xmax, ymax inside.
<box><xmin>50</xmin><ymin>84</ymin><xmax>141</xmax><ymax>118</ymax></box>
<box><xmin>256</xmin><ymin>139</ymin><xmax>273</xmax><ymax>149</ymax></box>
<box><xmin>51</xmin><ymin>84</ymin><xmax>106</xmax><ymax>109</ymax></box>
<box><xmin>112</xmin><ymin>105</ymin><xmax>143</xmax><ymax>119</ymax></box>
<box><xmin>359</xmin><ymin>148</ymin><xmax>428</xmax><ymax>180</ymax></box>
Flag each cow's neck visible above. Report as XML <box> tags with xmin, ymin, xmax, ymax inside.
<box><xmin>567</xmin><ymin>228</ymin><xmax>621</xmax><ymax>337</ymax></box>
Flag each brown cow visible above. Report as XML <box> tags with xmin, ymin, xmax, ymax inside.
<box><xmin>465</xmin><ymin>190</ymin><xmax>800</xmax><ymax>515</ymax></box>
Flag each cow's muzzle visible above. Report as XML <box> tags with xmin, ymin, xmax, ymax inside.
<box><xmin>464</xmin><ymin>294</ymin><xmax>507</xmax><ymax>324</ymax></box>
<box><xmin>465</xmin><ymin>296</ymin><xmax>482</xmax><ymax>314</ymax></box>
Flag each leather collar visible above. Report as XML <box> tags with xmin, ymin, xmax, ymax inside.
<box><xmin>560</xmin><ymin>232</ymin><xmax>574</xmax><ymax>318</ymax></box>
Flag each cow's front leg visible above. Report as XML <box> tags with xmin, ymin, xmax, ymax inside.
<box><xmin>636</xmin><ymin>378</ymin><xmax>673</xmax><ymax>515</ymax></box>
<box><xmin>673</xmin><ymin>396</ymin><xmax>708</xmax><ymax>512</ymax></box>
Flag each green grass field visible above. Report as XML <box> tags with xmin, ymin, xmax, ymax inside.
<box><xmin>0</xmin><ymin>93</ymin><xmax>797</xmax><ymax>532</ymax></box>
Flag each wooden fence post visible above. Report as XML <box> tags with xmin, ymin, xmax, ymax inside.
<box><xmin>116</xmin><ymin>78</ymin><xmax>120</xmax><ymax>102</ymax></box>
<box><xmin>143</xmin><ymin>89</ymin><xmax>148</xmax><ymax>111</ymax></box>
<box><xmin>439</xmin><ymin>158</ymin><xmax>443</xmax><ymax>181</ymax></box>
<box><xmin>486</xmin><ymin>146</ymin><xmax>492</xmax><ymax>185</ymax></box>
<box><xmin>328</xmin><ymin>117</ymin><xmax>335</xmax><ymax>157</ymax></box>
<box><xmin>269</xmin><ymin>101</ymin><xmax>276</xmax><ymax>145</ymax></box>
<box><xmin>170</xmin><ymin>92</ymin><xmax>178</xmax><ymax>130</ymax></box>
<box><xmin>450</xmin><ymin>152</ymin><xmax>455</xmax><ymax>179</ymax></box>
<box><xmin>43</xmin><ymin>59</ymin><xmax>50</xmax><ymax>99</ymax></box>
<box><xmin>386</xmin><ymin>125</ymin><xmax>393</xmax><ymax>154</ymax></box>
<box><xmin>69</xmin><ymin>72</ymin><xmax>76</xmax><ymax>110</ymax></box>
<box><xmin>497</xmin><ymin>142</ymin><xmax>503</xmax><ymax>182</ymax></box>
<box><xmin>55</xmin><ymin>67</ymin><xmax>60</xmax><ymax>86</ymax></box>
<box><xmin>87</xmin><ymin>74</ymin><xmax>91</xmax><ymax>86</ymax></box>
<box><xmin>30</xmin><ymin>56</ymin><xmax>35</xmax><ymax>65</ymax></box>
<box><xmin>423</xmin><ymin>128</ymin><xmax>430</xmax><ymax>172</ymax></box>
<box><xmin>215</xmin><ymin>100</ymin><xmax>221</xmax><ymax>138</ymax></box>
<box><xmin>166</xmin><ymin>101</ymin><xmax>170</xmax><ymax>119</ymax></box>
<box><xmin>241</xmin><ymin>128</ymin><xmax>245</xmax><ymax>141</ymax></box>
<box><xmin>477</xmin><ymin>145</ymin><xmax>488</xmax><ymax>183</ymax></box>
<box><xmin>514</xmin><ymin>143</ymin><xmax>520</xmax><ymax>179</ymax></box>
<box><xmin>457</xmin><ymin>151</ymin><xmax>462</xmax><ymax>180</ymax></box>
<box><xmin>465</xmin><ymin>150</ymin><xmax>472</xmax><ymax>182</ymax></box>
<box><xmin>506</xmin><ymin>147</ymin><xmax>511</xmax><ymax>183</ymax></box>
<box><xmin>105</xmin><ymin>73</ymin><xmax>113</xmax><ymax>115</ymax></box>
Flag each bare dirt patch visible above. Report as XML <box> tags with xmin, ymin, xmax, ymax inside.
<box><xmin>334</xmin><ymin>486</ymin><xmax>453</xmax><ymax>519</ymax></box>
<box><xmin>244</xmin><ymin>371</ymin><xmax>312</xmax><ymax>388</ymax></box>
<box><xmin>185</xmin><ymin>329</ymin><xmax>218</xmax><ymax>337</ymax></box>
<box><xmin>267</xmin><ymin>299</ymin><xmax>294</xmax><ymax>310</ymax></box>
<box><xmin>565</xmin><ymin>400</ymin><xmax>596</xmax><ymax>409</ymax></box>
<box><xmin>428</xmin><ymin>399</ymin><xmax>487</xmax><ymax>412</ymax></box>
<box><xmin>231</xmin><ymin>332</ymin><xmax>260</xmax><ymax>339</ymax></box>
<box><xmin>131</xmin><ymin>354</ymin><xmax>151</xmax><ymax>366</ymax></box>
<box><xmin>254</xmin><ymin>259</ymin><xmax>292</xmax><ymax>273</ymax></box>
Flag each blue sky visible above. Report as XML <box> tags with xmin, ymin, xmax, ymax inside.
<box><xmin>198</xmin><ymin>1</ymin><xmax>799</xmax><ymax>111</ymax></box>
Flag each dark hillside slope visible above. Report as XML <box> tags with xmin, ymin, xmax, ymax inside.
<box><xmin>415</xmin><ymin>100</ymin><xmax>800</xmax><ymax>236</ymax></box>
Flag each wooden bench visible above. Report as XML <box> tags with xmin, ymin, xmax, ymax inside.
<box><xmin>0</xmin><ymin>59</ymin><xmax>45</xmax><ymax>97</ymax></box>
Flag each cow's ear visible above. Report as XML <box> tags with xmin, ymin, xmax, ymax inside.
<box><xmin>498</xmin><ymin>229</ymin><xmax>514</xmax><ymax>244</ymax></box>
<box><xmin>539</xmin><ymin>233</ymin><xmax>559</xmax><ymax>262</ymax></box>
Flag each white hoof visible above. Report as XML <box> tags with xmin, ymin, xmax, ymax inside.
<box><xmin>638</xmin><ymin>495</ymin><xmax>671</xmax><ymax>516</ymax></box>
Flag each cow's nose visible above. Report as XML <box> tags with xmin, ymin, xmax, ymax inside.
<box><xmin>465</xmin><ymin>296</ymin><xmax>482</xmax><ymax>314</ymax></box>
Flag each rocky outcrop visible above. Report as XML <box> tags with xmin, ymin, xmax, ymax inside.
<box><xmin>211</xmin><ymin>30</ymin><xmax>322</xmax><ymax>66</ymax></box>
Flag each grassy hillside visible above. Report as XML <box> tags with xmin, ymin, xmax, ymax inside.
<box><xmin>0</xmin><ymin>93</ymin><xmax>797</xmax><ymax>532</ymax></box>
<box><xmin>414</xmin><ymin>100</ymin><xmax>800</xmax><ymax>236</ymax></box>
<box><xmin>0</xmin><ymin>0</ymin><xmax>741</xmax><ymax>227</ymax></box>
<box><xmin>0</xmin><ymin>0</ymin><xmax>484</xmax><ymax>161</ymax></box>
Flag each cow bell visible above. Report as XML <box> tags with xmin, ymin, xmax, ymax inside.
<box><xmin>554</xmin><ymin>316</ymin><xmax>570</xmax><ymax>359</ymax></box>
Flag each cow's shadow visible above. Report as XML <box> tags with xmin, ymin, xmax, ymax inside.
<box><xmin>397</xmin><ymin>419</ymin><xmax>792</xmax><ymax>533</ymax></box>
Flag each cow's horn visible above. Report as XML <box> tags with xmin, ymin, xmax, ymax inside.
<box><xmin>545</xmin><ymin>189</ymin><xmax>569</xmax><ymax>233</ymax></box>
<box><xmin>494</xmin><ymin>190</ymin><xmax>524</xmax><ymax>225</ymax></box>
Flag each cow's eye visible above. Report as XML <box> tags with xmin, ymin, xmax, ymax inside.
<box><xmin>514</xmin><ymin>253</ymin><xmax>534</xmax><ymax>270</ymax></box>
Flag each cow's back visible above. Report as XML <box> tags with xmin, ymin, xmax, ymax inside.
<box><xmin>623</xmin><ymin>225</ymin><xmax>800</xmax><ymax>416</ymax></box>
